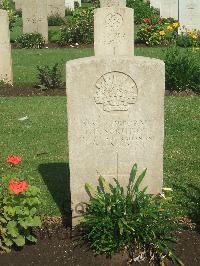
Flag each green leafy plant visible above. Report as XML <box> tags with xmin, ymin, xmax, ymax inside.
<box><xmin>48</xmin><ymin>15</ymin><xmax>65</xmax><ymax>26</ymax></box>
<box><xmin>0</xmin><ymin>0</ymin><xmax>18</xmax><ymax>30</ymax></box>
<box><xmin>15</xmin><ymin>33</ymin><xmax>45</xmax><ymax>49</ymax></box>
<box><xmin>176</xmin><ymin>30</ymin><xmax>200</xmax><ymax>48</ymax></box>
<box><xmin>164</xmin><ymin>46</ymin><xmax>200</xmax><ymax>92</ymax></box>
<box><xmin>36</xmin><ymin>63</ymin><xmax>63</xmax><ymax>90</ymax></box>
<box><xmin>81</xmin><ymin>164</ymin><xmax>183</xmax><ymax>265</ymax></box>
<box><xmin>127</xmin><ymin>0</ymin><xmax>159</xmax><ymax>24</ymax></box>
<box><xmin>0</xmin><ymin>155</ymin><xmax>41</xmax><ymax>253</ymax></box>
<box><xmin>60</xmin><ymin>7</ymin><xmax>94</xmax><ymax>45</ymax></box>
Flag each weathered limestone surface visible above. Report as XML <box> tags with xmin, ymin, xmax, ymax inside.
<box><xmin>150</xmin><ymin>0</ymin><xmax>160</xmax><ymax>9</ymax></box>
<box><xmin>179</xmin><ymin>0</ymin><xmax>200</xmax><ymax>32</ymax></box>
<box><xmin>14</xmin><ymin>0</ymin><xmax>23</xmax><ymax>11</ymax></box>
<box><xmin>160</xmin><ymin>0</ymin><xmax>178</xmax><ymax>19</ymax></box>
<box><xmin>48</xmin><ymin>0</ymin><xmax>65</xmax><ymax>17</ymax></box>
<box><xmin>65</xmin><ymin>0</ymin><xmax>74</xmax><ymax>10</ymax></box>
<box><xmin>66</xmin><ymin>0</ymin><xmax>165</xmax><ymax>223</ymax></box>
<box><xmin>100</xmin><ymin>0</ymin><xmax>126</xmax><ymax>7</ymax></box>
<box><xmin>94</xmin><ymin>7</ymin><xmax>134</xmax><ymax>56</ymax></box>
<box><xmin>0</xmin><ymin>10</ymin><xmax>13</xmax><ymax>84</ymax></box>
<box><xmin>22</xmin><ymin>0</ymin><xmax>48</xmax><ymax>43</ymax></box>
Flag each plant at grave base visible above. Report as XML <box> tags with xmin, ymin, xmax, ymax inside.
<box><xmin>15</xmin><ymin>33</ymin><xmax>45</xmax><ymax>49</ymax></box>
<box><xmin>59</xmin><ymin>7</ymin><xmax>94</xmax><ymax>45</ymax></box>
<box><xmin>81</xmin><ymin>164</ymin><xmax>183</xmax><ymax>266</ymax></box>
<box><xmin>164</xmin><ymin>46</ymin><xmax>200</xmax><ymax>93</ymax></box>
<box><xmin>36</xmin><ymin>63</ymin><xmax>63</xmax><ymax>90</ymax></box>
<box><xmin>176</xmin><ymin>29</ymin><xmax>200</xmax><ymax>48</ymax></box>
<box><xmin>1</xmin><ymin>0</ymin><xmax>18</xmax><ymax>30</ymax></box>
<box><xmin>0</xmin><ymin>155</ymin><xmax>42</xmax><ymax>253</ymax></box>
<box><xmin>136</xmin><ymin>17</ymin><xmax>179</xmax><ymax>46</ymax></box>
<box><xmin>48</xmin><ymin>15</ymin><xmax>65</xmax><ymax>26</ymax></box>
<box><xmin>65</xmin><ymin>7</ymin><xmax>74</xmax><ymax>17</ymax></box>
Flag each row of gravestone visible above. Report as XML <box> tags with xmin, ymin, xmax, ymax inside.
<box><xmin>150</xmin><ymin>0</ymin><xmax>200</xmax><ymax>32</ymax></box>
<box><xmin>14</xmin><ymin>0</ymin><xmax>81</xmax><ymax>13</ymax></box>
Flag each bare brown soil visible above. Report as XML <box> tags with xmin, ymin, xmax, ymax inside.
<box><xmin>0</xmin><ymin>217</ymin><xmax>199</xmax><ymax>266</ymax></box>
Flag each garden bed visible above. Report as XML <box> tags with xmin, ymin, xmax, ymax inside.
<box><xmin>0</xmin><ymin>217</ymin><xmax>200</xmax><ymax>266</ymax></box>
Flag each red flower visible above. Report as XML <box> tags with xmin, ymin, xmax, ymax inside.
<box><xmin>158</xmin><ymin>17</ymin><xmax>163</xmax><ymax>22</ymax></box>
<box><xmin>9</xmin><ymin>179</ymin><xmax>28</xmax><ymax>195</ymax></box>
<box><xmin>146</xmin><ymin>26</ymin><xmax>152</xmax><ymax>31</ymax></box>
<box><xmin>143</xmin><ymin>17</ymin><xmax>150</xmax><ymax>23</ymax></box>
<box><xmin>7</xmin><ymin>155</ymin><xmax>22</xmax><ymax>165</ymax></box>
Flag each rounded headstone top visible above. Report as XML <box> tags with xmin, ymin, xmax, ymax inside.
<box><xmin>100</xmin><ymin>0</ymin><xmax>126</xmax><ymax>8</ymax></box>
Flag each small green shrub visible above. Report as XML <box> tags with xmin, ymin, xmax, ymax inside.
<box><xmin>15</xmin><ymin>33</ymin><xmax>45</xmax><ymax>48</ymax></box>
<box><xmin>1</xmin><ymin>0</ymin><xmax>18</xmax><ymax>30</ymax></box>
<box><xmin>82</xmin><ymin>164</ymin><xmax>183</xmax><ymax>265</ymax></box>
<box><xmin>0</xmin><ymin>155</ymin><xmax>41</xmax><ymax>253</ymax></box>
<box><xmin>65</xmin><ymin>8</ymin><xmax>74</xmax><ymax>16</ymax></box>
<box><xmin>48</xmin><ymin>15</ymin><xmax>65</xmax><ymax>26</ymax></box>
<box><xmin>127</xmin><ymin>0</ymin><xmax>159</xmax><ymax>24</ymax></box>
<box><xmin>60</xmin><ymin>7</ymin><xmax>94</xmax><ymax>45</ymax></box>
<box><xmin>36</xmin><ymin>63</ymin><xmax>63</xmax><ymax>90</ymax></box>
<box><xmin>176</xmin><ymin>30</ymin><xmax>200</xmax><ymax>48</ymax></box>
<box><xmin>164</xmin><ymin>46</ymin><xmax>200</xmax><ymax>92</ymax></box>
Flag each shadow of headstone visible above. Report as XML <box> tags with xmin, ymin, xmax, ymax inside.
<box><xmin>38</xmin><ymin>163</ymin><xmax>72</xmax><ymax>226</ymax></box>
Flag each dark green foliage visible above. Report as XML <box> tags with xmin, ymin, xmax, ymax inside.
<box><xmin>65</xmin><ymin>8</ymin><xmax>74</xmax><ymax>16</ymax></box>
<box><xmin>1</xmin><ymin>0</ymin><xmax>18</xmax><ymax>30</ymax></box>
<box><xmin>36</xmin><ymin>63</ymin><xmax>63</xmax><ymax>90</ymax></box>
<box><xmin>176</xmin><ymin>34</ymin><xmax>194</xmax><ymax>48</ymax></box>
<box><xmin>164</xmin><ymin>46</ymin><xmax>200</xmax><ymax>92</ymax></box>
<box><xmin>82</xmin><ymin>164</ymin><xmax>183</xmax><ymax>265</ymax></box>
<box><xmin>15</xmin><ymin>33</ymin><xmax>45</xmax><ymax>49</ymax></box>
<box><xmin>48</xmin><ymin>15</ymin><xmax>65</xmax><ymax>26</ymax></box>
<box><xmin>60</xmin><ymin>7</ymin><xmax>94</xmax><ymax>45</ymax></box>
<box><xmin>127</xmin><ymin>0</ymin><xmax>159</xmax><ymax>24</ymax></box>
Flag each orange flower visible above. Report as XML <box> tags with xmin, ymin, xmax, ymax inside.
<box><xmin>7</xmin><ymin>155</ymin><xmax>22</xmax><ymax>166</ymax></box>
<box><xmin>9</xmin><ymin>179</ymin><xmax>28</xmax><ymax>195</ymax></box>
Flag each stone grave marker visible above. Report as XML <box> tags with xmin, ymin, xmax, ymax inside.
<box><xmin>150</xmin><ymin>0</ymin><xmax>160</xmax><ymax>9</ymax></box>
<box><xmin>160</xmin><ymin>0</ymin><xmax>178</xmax><ymax>19</ymax></box>
<box><xmin>22</xmin><ymin>0</ymin><xmax>48</xmax><ymax>43</ymax></box>
<box><xmin>65</xmin><ymin>0</ymin><xmax>74</xmax><ymax>10</ymax></box>
<box><xmin>179</xmin><ymin>0</ymin><xmax>200</xmax><ymax>32</ymax></box>
<box><xmin>0</xmin><ymin>10</ymin><xmax>13</xmax><ymax>84</ymax></box>
<box><xmin>14</xmin><ymin>0</ymin><xmax>23</xmax><ymax>11</ymax></box>
<box><xmin>48</xmin><ymin>0</ymin><xmax>65</xmax><ymax>17</ymax></box>
<box><xmin>66</xmin><ymin>0</ymin><xmax>165</xmax><ymax>223</ymax></box>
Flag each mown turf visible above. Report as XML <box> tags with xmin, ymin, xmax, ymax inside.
<box><xmin>0</xmin><ymin>96</ymin><xmax>199</xmax><ymax>220</ymax></box>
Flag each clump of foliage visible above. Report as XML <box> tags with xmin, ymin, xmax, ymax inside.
<box><xmin>65</xmin><ymin>8</ymin><xmax>74</xmax><ymax>16</ymax></box>
<box><xmin>176</xmin><ymin>29</ymin><xmax>200</xmax><ymax>48</ymax></box>
<box><xmin>60</xmin><ymin>7</ymin><xmax>94</xmax><ymax>45</ymax></box>
<box><xmin>127</xmin><ymin>0</ymin><xmax>159</xmax><ymax>24</ymax></box>
<box><xmin>137</xmin><ymin>17</ymin><xmax>179</xmax><ymax>46</ymax></box>
<box><xmin>0</xmin><ymin>155</ymin><xmax>41</xmax><ymax>253</ymax></box>
<box><xmin>48</xmin><ymin>15</ymin><xmax>65</xmax><ymax>26</ymax></box>
<box><xmin>0</xmin><ymin>0</ymin><xmax>18</xmax><ymax>30</ymax></box>
<box><xmin>81</xmin><ymin>164</ymin><xmax>183</xmax><ymax>265</ymax></box>
<box><xmin>36</xmin><ymin>63</ymin><xmax>63</xmax><ymax>90</ymax></box>
<box><xmin>15</xmin><ymin>33</ymin><xmax>45</xmax><ymax>49</ymax></box>
<box><xmin>164</xmin><ymin>46</ymin><xmax>200</xmax><ymax>93</ymax></box>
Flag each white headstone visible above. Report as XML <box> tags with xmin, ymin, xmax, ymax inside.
<box><xmin>48</xmin><ymin>0</ymin><xmax>65</xmax><ymax>17</ymax></box>
<box><xmin>65</xmin><ymin>0</ymin><xmax>74</xmax><ymax>10</ymax></box>
<box><xmin>66</xmin><ymin>0</ymin><xmax>164</xmax><ymax>224</ymax></box>
<box><xmin>179</xmin><ymin>0</ymin><xmax>200</xmax><ymax>32</ymax></box>
<box><xmin>0</xmin><ymin>10</ymin><xmax>13</xmax><ymax>84</ymax></box>
<box><xmin>160</xmin><ymin>0</ymin><xmax>178</xmax><ymax>19</ymax></box>
<box><xmin>150</xmin><ymin>0</ymin><xmax>160</xmax><ymax>9</ymax></box>
<box><xmin>22</xmin><ymin>0</ymin><xmax>48</xmax><ymax>43</ymax></box>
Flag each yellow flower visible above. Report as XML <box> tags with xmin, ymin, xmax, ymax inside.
<box><xmin>159</xmin><ymin>30</ymin><xmax>165</xmax><ymax>36</ymax></box>
<box><xmin>188</xmin><ymin>29</ymin><xmax>194</xmax><ymax>35</ymax></box>
<box><xmin>192</xmin><ymin>34</ymin><xmax>197</xmax><ymax>39</ymax></box>
<box><xmin>173</xmin><ymin>22</ymin><xmax>179</xmax><ymax>28</ymax></box>
<box><xmin>167</xmin><ymin>26</ymin><xmax>173</xmax><ymax>31</ymax></box>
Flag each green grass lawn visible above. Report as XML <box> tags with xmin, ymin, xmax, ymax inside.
<box><xmin>12</xmin><ymin>47</ymin><xmax>166</xmax><ymax>85</ymax></box>
<box><xmin>0</xmin><ymin>96</ymin><xmax>199</xmax><ymax>221</ymax></box>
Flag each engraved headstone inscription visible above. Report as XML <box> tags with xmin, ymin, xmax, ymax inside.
<box><xmin>48</xmin><ymin>0</ymin><xmax>65</xmax><ymax>17</ymax></box>
<box><xmin>0</xmin><ymin>10</ymin><xmax>13</xmax><ymax>84</ymax></box>
<box><xmin>66</xmin><ymin>0</ymin><xmax>165</xmax><ymax>224</ymax></box>
<box><xmin>22</xmin><ymin>0</ymin><xmax>48</xmax><ymax>43</ymax></box>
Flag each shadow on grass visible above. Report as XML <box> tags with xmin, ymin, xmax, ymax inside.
<box><xmin>174</xmin><ymin>183</ymin><xmax>200</xmax><ymax>232</ymax></box>
<box><xmin>38</xmin><ymin>163</ymin><xmax>72</xmax><ymax>226</ymax></box>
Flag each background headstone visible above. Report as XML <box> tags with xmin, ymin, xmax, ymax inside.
<box><xmin>179</xmin><ymin>0</ymin><xmax>200</xmax><ymax>32</ymax></box>
<box><xmin>14</xmin><ymin>0</ymin><xmax>23</xmax><ymax>11</ymax></box>
<box><xmin>150</xmin><ymin>0</ymin><xmax>160</xmax><ymax>9</ymax></box>
<box><xmin>100</xmin><ymin>0</ymin><xmax>126</xmax><ymax>7</ymax></box>
<box><xmin>48</xmin><ymin>0</ymin><xmax>65</xmax><ymax>17</ymax></box>
<box><xmin>0</xmin><ymin>10</ymin><xmax>13</xmax><ymax>84</ymax></box>
<box><xmin>22</xmin><ymin>0</ymin><xmax>48</xmax><ymax>43</ymax></box>
<box><xmin>65</xmin><ymin>0</ymin><xmax>74</xmax><ymax>10</ymax></box>
<box><xmin>160</xmin><ymin>0</ymin><xmax>178</xmax><ymax>19</ymax></box>
<box><xmin>67</xmin><ymin>0</ymin><xmax>164</xmax><ymax>223</ymax></box>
